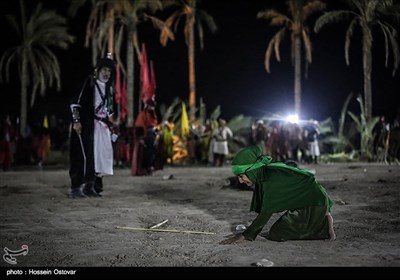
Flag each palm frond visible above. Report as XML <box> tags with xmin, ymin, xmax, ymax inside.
<box><xmin>302</xmin><ymin>1</ymin><xmax>326</xmax><ymax>20</ymax></box>
<box><xmin>67</xmin><ymin>0</ymin><xmax>87</xmax><ymax>17</ymax></box>
<box><xmin>344</xmin><ymin>18</ymin><xmax>358</xmax><ymax>66</ymax></box>
<box><xmin>314</xmin><ymin>10</ymin><xmax>353</xmax><ymax>33</ymax></box>
<box><xmin>161</xmin><ymin>97</ymin><xmax>182</xmax><ymax>124</ymax></box>
<box><xmin>387</xmin><ymin>25</ymin><xmax>400</xmax><ymax>76</ymax></box>
<box><xmin>339</xmin><ymin>92</ymin><xmax>354</xmax><ymax>138</ymax></box>
<box><xmin>209</xmin><ymin>106</ymin><xmax>221</xmax><ymax>121</ymax></box>
<box><xmin>257</xmin><ymin>9</ymin><xmax>281</xmax><ymax>20</ymax></box>
<box><xmin>302</xmin><ymin>29</ymin><xmax>312</xmax><ymax>63</ymax></box>
<box><xmin>140</xmin><ymin>0</ymin><xmax>163</xmax><ymax>14</ymax></box>
<box><xmin>227</xmin><ymin>114</ymin><xmax>252</xmax><ymax>133</ymax></box>
<box><xmin>197</xmin><ymin>9</ymin><xmax>218</xmax><ymax>34</ymax></box>
<box><xmin>264</xmin><ymin>28</ymin><xmax>286</xmax><ymax>73</ymax></box>
<box><xmin>145</xmin><ymin>14</ymin><xmax>175</xmax><ymax>44</ymax></box>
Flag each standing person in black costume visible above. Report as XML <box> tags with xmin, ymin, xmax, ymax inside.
<box><xmin>68</xmin><ymin>54</ymin><xmax>118</xmax><ymax>198</ymax></box>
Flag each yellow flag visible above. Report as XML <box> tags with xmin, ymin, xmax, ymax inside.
<box><xmin>181</xmin><ymin>102</ymin><xmax>189</xmax><ymax>138</ymax></box>
<box><xmin>43</xmin><ymin>115</ymin><xmax>49</xmax><ymax>129</ymax></box>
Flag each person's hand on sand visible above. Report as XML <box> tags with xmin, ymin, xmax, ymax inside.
<box><xmin>219</xmin><ymin>233</ymin><xmax>245</xmax><ymax>245</ymax></box>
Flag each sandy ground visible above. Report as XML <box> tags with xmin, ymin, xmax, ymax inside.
<box><xmin>1</xmin><ymin>162</ymin><xmax>400</xmax><ymax>271</ymax></box>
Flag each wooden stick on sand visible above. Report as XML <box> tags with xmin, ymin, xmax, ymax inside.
<box><xmin>149</xmin><ymin>219</ymin><xmax>169</xmax><ymax>229</ymax></box>
<box><xmin>116</xmin><ymin>226</ymin><xmax>216</xmax><ymax>235</ymax></box>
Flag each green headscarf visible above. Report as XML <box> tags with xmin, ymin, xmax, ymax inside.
<box><xmin>231</xmin><ymin>146</ymin><xmax>333</xmax><ymax>213</ymax></box>
<box><xmin>231</xmin><ymin>145</ymin><xmax>314</xmax><ymax>177</ymax></box>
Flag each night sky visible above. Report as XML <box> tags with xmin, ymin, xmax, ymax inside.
<box><xmin>1</xmin><ymin>0</ymin><xmax>399</xmax><ymax>124</ymax></box>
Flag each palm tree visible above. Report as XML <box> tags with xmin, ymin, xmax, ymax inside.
<box><xmin>314</xmin><ymin>0</ymin><xmax>400</xmax><ymax>121</ymax></box>
<box><xmin>68</xmin><ymin>0</ymin><xmax>114</xmax><ymax>66</ymax></box>
<box><xmin>113</xmin><ymin>0</ymin><xmax>173</xmax><ymax>126</ymax></box>
<box><xmin>161</xmin><ymin>0</ymin><xmax>217</xmax><ymax>122</ymax></box>
<box><xmin>0</xmin><ymin>0</ymin><xmax>75</xmax><ymax>137</ymax></box>
<box><xmin>257</xmin><ymin>0</ymin><xmax>326</xmax><ymax>117</ymax></box>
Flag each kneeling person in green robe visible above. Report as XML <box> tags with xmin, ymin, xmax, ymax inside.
<box><xmin>220</xmin><ymin>145</ymin><xmax>336</xmax><ymax>244</ymax></box>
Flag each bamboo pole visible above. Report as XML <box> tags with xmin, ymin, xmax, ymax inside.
<box><xmin>116</xmin><ymin>226</ymin><xmax>216</xmax><ymax>235</ymax></box>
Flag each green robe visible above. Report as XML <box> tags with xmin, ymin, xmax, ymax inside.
<box><xmin>231</xmin><ymin>145</ymin><xmax>333</xmax><ymax>241</ymax></box>
<box><xmin>243</xmin><ymin>167</ymin><xmax>333</xmax><ymax>241</ymax></box>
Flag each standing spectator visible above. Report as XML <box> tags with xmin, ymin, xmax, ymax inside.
<box><xmin>304</xmin><ymin>120</ymin><xmax>321</xmax><ymax>164</ymax></box>
<box><xmin>31</xmin><ymin>122</ymin><xmax>51</xmax><ymax>168</ymax></box>
<box><xmin>372</xmin><ymin>115</ymin><xmax>390</xmax><ymax>159</ymax></box>
<box><xmin>0</xmin><ymin>115</ymin><xmax>16</xmax><ymax>171</ymax></box>
<box><xmin>159</xmin><ymin>120</ymin><xmax>174</xmax><ymax>166</ymax></box>
<box><xmin>187</xmin><ymin>121</ymin><xmax>204</xmax><ymax>164</ymax></box>
<box><xmin>211</xmin><ymin>118</ymin><xmax>233</xmax><ymax>167</ymax></box>
<box><xmin>251</xmin><ymin>120</ymin><xmax>268</xmax><ymax>154</ymax></box>
<box><xmin>113</xmin><ymin>122</ymin><xmax>131</xmax><ymax>168</ymax></box>
<box><xmin>286</xmin><ymin>122</ymin><xmax>304</xmax><ymax>163</ymax></box>
<box><xmin>207</xmin><ymin>119</ymin><xmax>219</xmax><ymax>165</ymax></box>
<box><xmin>131</xmin><ymin>98</ymin><xmax>159</xmax><ymax>176</ymax></box>
<box><xmin>200</xmin><ymin>119</ymin><xmax>213</xmax><ymax>165</ymax></box>
<box><xmin>68</xmin><ymin>54</ymin><xmax>118</xmax><ymax>198</ymax></box>
<box><xmin>392</xmin><ymin>109</ymin><xmax>400</xmax><ymax>128</ymax></box>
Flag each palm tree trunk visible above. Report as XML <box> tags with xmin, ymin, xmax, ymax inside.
<box><xmin>126</xmin><ymin>28</ymin><xmax>135</xmax><ymax>126</ymax></box>
<box><xmin>91</xmin><ymin>36</ymin><xmax>98</xmax><ymax>67</ymax></box>
<box><xmin>20</xmin><ymin>50</ymin><xmax>28</xmax><ymax>137</ymax></box>
<box><xmin>188</xmin><ymin>22</ymin><xmax>196</xmax><ymax>122</ymax></box>
<box><xmin>362</xmin><ymin>33</ymin><xmax>373</xmax><ymax>122</ymax></box>
<box><xmin>294</xmin><ymin>35</ymin><xmax>302</xmax><ymax>117</ymax></box>
<box><xmin>107</xmin><ymin>7</ymin><xmax>114</xmax><ymax>57</ymax></box>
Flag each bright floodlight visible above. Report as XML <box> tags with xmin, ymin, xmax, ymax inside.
<box><xmin>286</xmin><ymin>114</ymin><xmax>299</xmax><ymax>124</ymax></box>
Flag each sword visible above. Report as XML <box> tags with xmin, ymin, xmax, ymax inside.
<box><xmin>77</xmin><ymin>133</ymin><xmax>87</xmax><ymax>177</ymax></box>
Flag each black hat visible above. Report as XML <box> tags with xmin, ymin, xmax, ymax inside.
<box><xmin>96</xmin><ymin>56</ymin><xmax>115</xmax><ymax>71</ymax></box>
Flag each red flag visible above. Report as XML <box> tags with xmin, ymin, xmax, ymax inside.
<box><xmin>150</xmin><ymin>60</ymin><xmax>156</xmax><ymax>98</ymax></box>
<box><xmin>140</xmin><ymin>43</ymin><xmax>150</xmax><ymax>104</ymax></box>
<box><xmin>140</xmin><ymin>43</ymin><xmax>157</xmax><ymax>105</ymax></box>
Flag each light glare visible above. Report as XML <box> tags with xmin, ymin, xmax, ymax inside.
<box><xmin>286</xmin><ymin>114</ymin><xmax>299</xmax><ymax>124</ymax></box>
